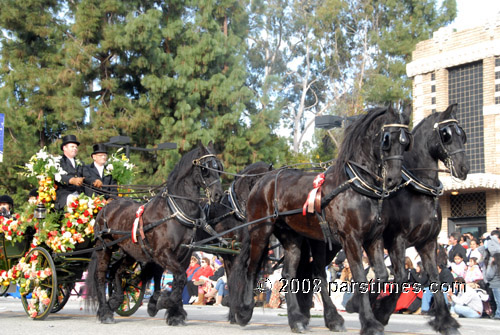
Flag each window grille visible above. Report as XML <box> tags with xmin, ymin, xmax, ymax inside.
<box><xmin>448</xmin><ymin>61</ymin><xmax>484</xmax><ymax>173</ymax></box>
<box><xmin>450</xmin><ymin>192</ymin><xmax>486</xmax><ymax>218</ymax></box>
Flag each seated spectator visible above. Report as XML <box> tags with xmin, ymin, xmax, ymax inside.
<box><xmin>188</xmin><ymin>257</ymin><xmax>214</xmax><ymax>305</ymax></box>
<box><xmin>465</xmin><ymin>257</ymin><xmax>483</xmax><ymax>283</ymax></box>
<box><xmin>394</xmin><ymin>257</ymin><xmax>421</xmax><ymax>314</ymax></box>
<box><xmin>182</xmin><ymin>256</ymin><xmax>200</xmax><ymax>304</ymax></box>
<box><xmin>448</xmin><ymin>277</ymin><xmax>483</xmax><ymax>318</ymax></box>
<box><xmin>200</xmin><ymin>258</ymin><xmax>225</xmax><ymax>305</ymax></box>
<box><xmin>451</xmin><ymin>254</ymin><xmax>467</xmax><ymax>279</ymax></box>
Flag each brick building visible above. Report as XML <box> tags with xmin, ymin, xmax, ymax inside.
<box><xmin>406</xmin><ymin>15</ymin><xmax>500</xmax><ymax>240</ymax></box>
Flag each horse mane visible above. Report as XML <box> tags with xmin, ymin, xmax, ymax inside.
<box><xmin>411</xmin><ymin>112</ymin><xmax>440</xmax><ymax>136</ymax></box>
<box><xmin>166</xmin><ymin>146</ymin><xmax>203</xmax><ymax>191</ymax></box>
<box><xmin>331</xmin><ymin>107</ymin><xmax>388</xmax><ymax>179</ymax></box>
<box><xmin>234</xmin><ymin>161</ymin><xmax>271</xmax><ymax>181</ymax></box>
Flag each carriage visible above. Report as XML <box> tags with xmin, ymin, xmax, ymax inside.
<box><xmin>0</xmin><ymin>212</ymin><xmax>147</xmax><ymax>320</ymax></box>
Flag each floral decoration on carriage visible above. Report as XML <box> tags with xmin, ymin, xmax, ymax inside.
<box><xmin>1</xmin><ymin>145</ymin><xmax>136</xmax><ymax>299</ymax></box>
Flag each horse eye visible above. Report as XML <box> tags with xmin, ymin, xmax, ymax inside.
<box><xmin>440</xmin><ymin>126</ymin><xmax>453</xmax><ymax>144</ymax></box>
<box><xmin>381</xmin><ymin>132</ymin><xmax>391</xmax><ymax>151</ymax></box>
<box><xmin>201</xmin><ymin>166</ymin><xmax>210</xmax><ymax>177</ymax></box>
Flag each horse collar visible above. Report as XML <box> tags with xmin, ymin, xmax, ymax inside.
<box><xmin>402</xmin><ymin>167</ymin><xmax>443</xmax><ymax>197</ymax></box>
<box><xmin>166</xmin><ymin>194</ymin><xmax>206</xmax><ymax>228</ymax></box>
<box><xmin>228</xmin><ymin>181</ymin><xmax>246</xmax><ymax>221</ymax></box>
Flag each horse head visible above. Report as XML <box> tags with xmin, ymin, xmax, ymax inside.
<box><xmin>191</xmin><ymin>141</ymin><xmax>224</xmax><ymax>203</ymax></box>
<box><xmin>429</xmin><ymin>104</ymin><xmax>469</xmax><ymax>180</ymax></box>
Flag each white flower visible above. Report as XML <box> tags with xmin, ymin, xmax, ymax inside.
<box><xmin>63</xmin><ymin>231</ymin><xmax>72</xmax><ymax>239</ymax></box>
<box><xmin>54</xmin><ymin>173</ymin><xmax>62</xmax><ymax>182</ymax></box>
<box><xmin>36</xmin><ymin>150</ymin><xmax>49</xmax><ymax>160</ymax></box>
<box><xmin>106</xmin><ymin>165</ymin><xmax>114</xmax><ymax>172</ymax></box>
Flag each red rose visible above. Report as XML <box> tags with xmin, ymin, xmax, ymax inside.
<box><xmin>83</xmin><ymin>210</ymin><xmax>90</xmax><ymax>217</ymax></box>
<box><xmin>77</xmin><ymin>218</ymin><xmax>83</xmax><ymax>224</ymax></box>
<box><xmin>67</xmin><ymin>221</ymin><xmax>72</xmax><ymax>228</ymax></box>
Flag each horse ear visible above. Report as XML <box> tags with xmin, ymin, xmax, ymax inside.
<box><xmin>268</xmin><ymin>163</ymin><xmax>273</xmax><ymax>171</ymax></box>
<box><xmin>441</xmin><ymin>103</ymin><xmax>458</xmax><ymax>120</ymax></box>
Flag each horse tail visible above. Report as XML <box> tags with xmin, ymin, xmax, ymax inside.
<box><xmin>84</xmin><ymin>251</ymin><xmax>99</xmax><ymax>311</ymax></box>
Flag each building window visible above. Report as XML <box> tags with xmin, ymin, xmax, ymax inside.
<box><xmin>496</xmin><ymin>72</ymin><xmax>500</xmax><ymax>80</ymax></box>
<box><xmin>431</xmin><ymin>72</ymin><xmax>436</xmax><ymax>81</ymax></box>
<box><xmin>496</xmin><ymin>57</ymin><xmax>500</xmax><ymax>67</ymax></box>
<box><xmin>496</xmin><ymin>96</ymin><xmax>500</xmax><ymax>104</ymax></box>
<box><xmin>431</xmin><ymin>97</ymin><xmax>436</xmax><ymax>105</ymax></box>
<box><xmin>450</xmin><ymin>192</ymin><xmax>486</xmax><ymax>218</ymax></box>
<box><xmin>448</xmin><ymin>61</ymin><xmax>484</xmax><ymax>173</ymax></box>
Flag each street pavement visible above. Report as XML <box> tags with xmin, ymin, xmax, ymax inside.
<box><xmin>1</xmin><ymin>296</ymin><xmax>499</xmax><ymax>335</ymax></box>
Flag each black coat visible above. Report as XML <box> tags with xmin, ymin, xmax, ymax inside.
<box><xmin>82</xmin><ymin>163</ymin><xmax>116</xmax><ymax>198</ymax></box>
<box><xmin>55</xmin><ymin>155</ymin><xmax>83</xmax><ymax>210</ymax></box>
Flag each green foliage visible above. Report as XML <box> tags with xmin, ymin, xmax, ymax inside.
<box><xmin>0</xmin><ymin>0</ymin><xmax>456</xmax><ymax>203</ymax></box>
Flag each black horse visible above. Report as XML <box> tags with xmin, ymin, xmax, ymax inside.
<box><xmin>366</xmin><ymin>104</ymin><xmax>468</xmax><ymax>334</ymax></box>
<box><xmin>229</xmin><ymin>106</ymin><xmax>411</xmax><ymax>335</ymax></box>
<box><xmin>85</xmin><ymin>143</ymin><xmax>224</xmax><ymax>325</ymax></box>
<box><xmin>144</xmin><ymin>161</ymin><xmax>274</xmax><ymax>317</ymax></box>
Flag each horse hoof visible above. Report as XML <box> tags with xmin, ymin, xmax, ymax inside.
<box><xmin>443</xmin><ymin>329</ymin><xmax>461</xmax><ymax>335</ymax></box>
<box><xmin>330</xmin><ymin>324</ymin><xmax>346</xmax><ymax>332</ymax></box>
<box><xmin>147</xmin><ymin>305</ymin><xmax>158</xmax><ymax>317</ymax></box>
<box><xmin>101</xmin><ymin>317</ymin><xmax>115</xmax><ymax>324</ymax></box>
<box><xmin>291</xmin><ymin>322</ymin><xmax>306</xmax><ymax>333</ymax></box>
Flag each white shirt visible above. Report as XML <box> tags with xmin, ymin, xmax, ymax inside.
<box><xmin>68</xmin><ymin>157</ymin><xmax>76</xmax><ymax>168</ymax></box>
<box><xmin>95</xmin><ymin>164</ymin><xmax>104</xmax><ymax>178</ymax></box>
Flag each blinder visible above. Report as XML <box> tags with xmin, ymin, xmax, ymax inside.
<box><xmin>439</xmin><ymin>123</ymin><xmax>466</xmax><ymax>145</ymax></box>
<box><xmin>380</xmin><ymin>126</ymin><xmax>413</xmax><ymax>152</ymax></box>
<box><xmin>193</xmin><ymin>154</ymin><xmax>223</xmax><ymax>178</ymax></box>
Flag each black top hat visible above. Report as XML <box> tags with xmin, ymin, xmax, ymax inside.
<box><xmin>0</xmin><ymin>195</ymin><xmax>14</xmax><ymax>208</ymax></box>
<box><xmin>91</xmin><ymin>143</ymin><xmax>108</xmax><ymax>156</ymax></box>
<box><xmin>60</xmin><ymin>134</ymin><xmax>80</xmax><ymax>150</ymax></box>
<box><xmin>29</xmin><ymin>188</ymin><xmax>38</xmax><ymax>198</ymax></box>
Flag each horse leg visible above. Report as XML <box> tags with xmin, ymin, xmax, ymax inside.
<box><xmin>277</xmin><ymin>230</ymin><xmax>309</xmax><ymax>333</ymax></box>
<box><xmin>95</xmin><ymin>248</ymin><xmax>115</xmax><ymax>324</ymax></box>
<box><xmin>418</xmin><ymin>240</ymin><xmax>461</xmax><ymax>335</ymax></box>
<box><xmin>145</xmin><ymin>263</ymin><xmax>164</xmax><ymax>317</ymax></box>
<box><xmin>108</xmin><ymin>257</ymin><xmax>127</xmax><ymax>312</ymax></box>
<box><xmin>309</xmin><ymin>241</ymin><xmax>346</xmax><ymax>332</ymax></box>
<box><xmin>230</xmin><ymin>223</ymin><xmax>274</xmax><ymax>326</ymax></box>
<box><xmin>343</xmin><ymin>237</ymin><xmax>384</xmax><ymax>335</ymax></box>
<box><xmin>156</xmin><ymin>252</ymin><xmax>189</xmax><ymax>326</ymax></box>
<box><xmin>372</xmin><ymin>237</ymin><xmax>406</xmax><ymax>325</ymax></box>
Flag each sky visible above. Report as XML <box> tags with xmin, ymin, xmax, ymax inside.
<box><xmin>451</xmin><ymin>0</ymin><xmax>500</xmax><ymax>30</ymax></box>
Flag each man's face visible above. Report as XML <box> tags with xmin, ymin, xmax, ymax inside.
<box><xmin>63</xmin><ymin>143</ymin><xmax>79</xmax><ymax>159</ymax></box>
<box><xmin>92</xmin><ymin>153</ymin><xmax>108</xmax><ymax>166</ymax></box>
<box><xmin>0</xmin><ymin>202</ymin><xmax>10</xmax><ymax>214</ymax></box>
<box><xmin>449</xmin><ymin>236</ymin><xmax>457</xmax><ymax>246</ymax></box>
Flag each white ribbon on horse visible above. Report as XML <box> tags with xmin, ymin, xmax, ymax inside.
<box><xmin>302</xmin><ymin>173</ymin><xmax>325</xmax><ymax>216</ymax></box>
<box><xmin>132</xmin><ymin>205</ymin><xmax>145</xmax><ymax>243</ymax></box>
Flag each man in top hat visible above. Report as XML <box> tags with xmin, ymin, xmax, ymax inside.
<box><xmin>0</xmin><ymin>194</ymin><xmax>14</xmax><ymax>217</ymax></box>
<box><xmin>83</xmin><ymin>143</ymin><xmax>116</xmax><ymax>199</ymax></box>
<box><xmin>55</xmin><ymin>134</ymin><xmax>84</xmax><ymax>210</ymax></box>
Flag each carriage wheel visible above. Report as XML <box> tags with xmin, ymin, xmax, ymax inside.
<box><xmin>0</xmin><ymin>283</ymin><xmax>10</xmax><ymax>296</ymax></box>
<box><xmin>115</xmin><ymin>262</ymin><xmax>145</xmax><ymax>317</ymax></box>
<box><xmin>20</xmin><ymin>247</ymin><xmax>57</xmax><ymax>320</ymax></box>
<box><xmin>51</xmin><ymin>283</ymin><xmax>74</xmax><ymax>313</ymax></box>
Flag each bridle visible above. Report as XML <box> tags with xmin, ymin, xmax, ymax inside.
<box><xmin>192</xmin><ymin>153</ymin><xmax>223</xmax><ymax>203</ymax></box>
<box><xmin>433</xmin><ymin>119</ymin><xmax>467</xmax><ymax>177</ymax></box>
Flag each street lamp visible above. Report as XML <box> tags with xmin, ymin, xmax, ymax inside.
<box><xmin>105</xmin><ymin>136</ymin><xmax>177</xmax><ymax>158</ymax></box>
<box><xmin>34</xmin><ymin>203</ymin><xmax>47</xmax><ymax>219</ymax></box>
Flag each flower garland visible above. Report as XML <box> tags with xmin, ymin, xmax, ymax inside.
<box><xmin>31</xmin><ymin>194</ymin><xmax>106</xmax><ymax>253</ymax></box>
<box><xmin>0</xmin><ymin>213</ymin><xmax>34</xmax><ymax>243</ymax></box>
<box><xmin>104</xmin><ymin>148</ymin><xmax>136</xmax><ymax>185</ymax></box>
